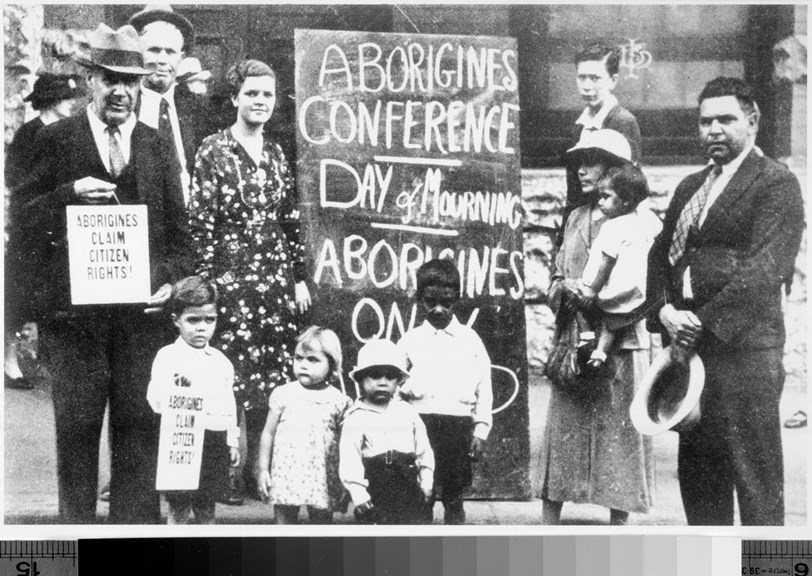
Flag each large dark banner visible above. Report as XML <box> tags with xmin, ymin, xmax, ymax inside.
<box><xmin>295</xmin><ymin>29</ymin><xmax>529</xmax><ymax>499</ymax></box>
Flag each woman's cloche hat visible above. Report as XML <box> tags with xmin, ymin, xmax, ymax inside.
<box><xmin>630</xmin><ymin>345</ymin><xmax>705</xmax><ymax>435</ymax></box>
<box><xmin>76</xmin><ymin>23</ymin><xmax>151</xmax><ymax>76</ymax></box>
<box><xmin>349</xmin><ymin>339</ymin><xmax>409</xmax><ymax>382</ymax></box>
<box><xmin>176</xmin><ymin>57</ymin><xmax>212</xmax><ymax>84</ymax></box>
<box><xmin>128</xmin><ymin>4</ymin><xmax>196</xmax><ymax>50</ymax></box>
<box><xmin>23</xmin><ymin>73</ymin><xmax>81</xmax><ymax>108</ymax></box>
<box><xmin>566</xmin><ymin>128</ymin><xmax>633</xmax><ymax>165</ymax></box>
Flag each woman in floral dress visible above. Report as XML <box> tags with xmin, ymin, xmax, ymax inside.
<box><xmin>189</xmin><ymin>59</ymin><xmax>311</xmax><ymax>499</ymax></box>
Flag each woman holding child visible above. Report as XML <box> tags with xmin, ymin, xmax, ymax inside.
<box><xmin>541</xmin><ymin>129</ymin><xmax>656</xmax><ymax>525</ymax></box>
<box><xmin>189</xmin><ymin>59</ymin><xmax>311</xmax><ymax>499</ymax></box>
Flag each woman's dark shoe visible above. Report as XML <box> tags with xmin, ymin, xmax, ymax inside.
<box><xmin>784</xmin><ymin>410</ymin><xmax>807</xmax><ymax>429</ymax></box>
<box><xmin>5</xmin><ymin>373</ymin><xmax>34</xmax><ymax>390</ymax></box>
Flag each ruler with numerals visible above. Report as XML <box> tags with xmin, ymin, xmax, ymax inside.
<box><xmin>0</xmin><ymin>541</ymin><xmax>77</xmax><ymax>576</ymax></box>
<box><xmin>743</xmin><ymin>541</ymin><xmax>812</xmax><ymax>576</ymax></box>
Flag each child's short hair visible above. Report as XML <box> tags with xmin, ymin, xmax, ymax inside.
<box><xmin>600</xmin><ymin>164</ymin><xmax>650</xmax><ymax>210</ymax></box>
<box><xmin>416</xmin><ymin>258</ymin><xmax>460</xmax><ymax>297</ymax></box>
<box><xmin>167</xmin><ymin>276</ymin><xmax>218</xmax><ymax>316</ymax></box>
<box><xmin>297</xmin><ymin>326</ymin><xmax>343</xmax><ymax>383</ymax></box>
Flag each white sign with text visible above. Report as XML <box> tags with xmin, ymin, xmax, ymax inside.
<box><xmin>66</xmin><ymin>205</ymin><xmax>151</xmax><ymax>305</ymax></box>
<box><xmin>155</xmin><ymin>384</ymin><xmax>206</xmax><ymax>491</ymax></box>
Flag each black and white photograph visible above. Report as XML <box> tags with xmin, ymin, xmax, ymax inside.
<box><xmin>2</xmin><ymin>2</ymin><xmax>807</xmax><ymax>530</ymax></box>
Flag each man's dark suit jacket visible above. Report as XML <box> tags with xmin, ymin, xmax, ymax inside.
<box><xmin>10</xmin><ymin>111</ymin><xmax>192</xmax><ymax>320</ymax></box>
<box><xmin>647</xmin><ymin>149</ymin><xmax>804</xmax><ymax>349</ymax></box>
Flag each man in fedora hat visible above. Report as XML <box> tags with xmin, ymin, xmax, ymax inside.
<box><xmin>9</xmin><ymin>23</ymin><xmax>191</xmax><ymax>524</ymax></box>
<box><xmin>128</xmin><ymin>5</ymin><xmax>210</xmax><ymax>206</ymax></box>
<box><xmin>648</xmin><ymin>77</ymin><xmax>804</xmax><ymax>525</ymax></box>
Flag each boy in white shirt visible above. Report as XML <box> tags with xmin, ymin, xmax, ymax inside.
<box><xmin>147</xmin><ymin>276</ymin><xmax>240</xmax><ymax>524</ymax></box>
<box><xmin>398</xmin><ymin>259</ymin><xmax>493</xmax><ymax>524</ymax></box>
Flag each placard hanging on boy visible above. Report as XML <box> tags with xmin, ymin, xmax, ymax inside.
<box><xmin>155</xmin><ymin>382</ymin><xmax>206</xmax><ymax>491</ymax></box>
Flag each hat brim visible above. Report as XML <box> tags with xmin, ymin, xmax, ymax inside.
<box><xmin>565</xmin><ymin>144</ymin><xmax>630</xmax><ymax>166</ymax></box>
<box><xmin>178</xmin><ymin>70</ymin><xmax>212</xmax><ymax>84</ymax></box>
<box><xmin>75</xmin><ymin>56</ymin><xmax>151</xmax><ymax>76</ymax></box>
<box><xmin>630</xmin><ymin>346</ymin><xmax>705</xmax><ymax>435</ymax></box>
<box><xmin>128</xmin><ymin>10</ymin><xmax>195</xmax><ymax>50</ymax></box>
<box><xmin>349</xmin><ymin>365</ymin><xmax>409</xmax><ymax>382</ymax></box>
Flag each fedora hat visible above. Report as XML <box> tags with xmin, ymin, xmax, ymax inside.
<box><xmin>566</xmin><ymin>128</ymin><xmax>633</xmax><ymax>165</ymax></box>
<box><xmin>349</xmin><ymin>339</ymin><xmax>409</xmax><ymax>382</ymax></box>
<box><xmin>128</xmin><ymin>5</ymin><xmax>195</xmax><ymax>50</ymax></box>
<box><xmin>630</xmin><ymin>346</ymin><xmax>705</xmax><ymax>435</ymax></box>
<box><xmin>77</xmin><ymin>24</ymin><xmax>151</xmax><ymax>75</ymax></box>
<box><xmin>24</xmin><ymin>73</ymin><xmax>81</xmax><ymax>109</ymax></box>
<box><xmin>176</xmin><ymin>57</ymin><xmax>211</xmax><ymax>84</ymax></box>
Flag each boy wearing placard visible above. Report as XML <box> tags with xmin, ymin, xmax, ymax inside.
<box><xmin>147</xmin><ymin>276</ymin><xmax>240</xmax><ymax>524</ymax></box>
<box><xmin>398</xmin><ymin>259</ymin><xmax>493</xmax><ymax>524</ymax></box>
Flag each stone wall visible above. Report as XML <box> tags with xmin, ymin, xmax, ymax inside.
<box><xmin>521</xmin><ymin>162</ymin><xmax>808</xmax><ymax>388</ymax></box>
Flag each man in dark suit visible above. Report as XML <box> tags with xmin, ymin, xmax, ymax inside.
<box><xmin>128</xmin><ymin>5</ymin><xmax>210</xmax><ymax>206</ymax></box>
<box><xmin>648</xmin><ymin>77</ymin><xmax>804</xmax><ymax>525</ymax></box>
<box><xmin>10</xmin><ymin>23</ymin><xmax>191</xmax><ymax>524</ymax></box>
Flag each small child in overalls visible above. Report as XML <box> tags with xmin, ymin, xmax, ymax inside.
<box><xmin>339</xmin><ymin>339</ymin><xmax>434</xmax><ymax>524</ymax></box>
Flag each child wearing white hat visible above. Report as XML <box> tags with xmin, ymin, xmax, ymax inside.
<box><xmin>339</xmin><ymin>339</ymin><xmax>434</xmax><ymax>524</ymax></box>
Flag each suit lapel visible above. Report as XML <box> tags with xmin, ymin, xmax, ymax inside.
<box><xmin>174</xmin><ymin>90</ymin><xmax>198</xmax><ymax>167</ymax></box>
<box><xmin>701</xmin><ymin>150</ymin><xmax>762</xmax><ymax>231</ymax></box>
<box><xmin>122</xmin><ymin>122</ymin><xmax>153</xmax><ymax>203</ymax></box>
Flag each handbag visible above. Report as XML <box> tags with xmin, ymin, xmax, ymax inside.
<box><xmin>543</xmin><ymin>306</ymin><xmax>596</xmax><ymax>393</ymax></box>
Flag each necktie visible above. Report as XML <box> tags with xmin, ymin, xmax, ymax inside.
<box><xmin>668</xmin><ymin>164</ymin><xmax>723</xmax><ymax>265</ymax></box>
<box><xmin>159</xmin><ymin>97</ymin><xmax>174</xmax><ymax>145</ymax></box>
<box><xmin>107</xmin><ymin>126</ymin><xmax>126</xmax><ymax>178</ymax></box>
<box><xmin>159</xmin><ymin>97</ymin><xmax>184</xmax><ymax>192</ymax></box>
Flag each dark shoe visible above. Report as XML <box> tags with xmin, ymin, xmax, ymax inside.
<box><xmin>785</xmin><ymin>410</ymin><xmax>807</xmax><ymax>429</ymax></box>
<box><xmin>4</xmin><ymin>373</ymin><xmax>34</xmax><ymax>390</ymax></box>
<box><xmin>99</xmin><ymin>483</ymin><xmax>110</xmax><ymax>502</ymax></box>
<box><xmin>217</xmin><ymin>467</ymin><xmax>244</xmax><ymax>506</ymax></box>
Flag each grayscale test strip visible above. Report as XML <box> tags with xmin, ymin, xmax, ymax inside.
<box><xmin>0</xmin><ymin>541</ymin><xmax>77</xmax><ymax>576</ymax></box>
<box><xmin>743</xmin><ymin>541</ymin><xmax>812</xmax><ymax>576</ymax></box>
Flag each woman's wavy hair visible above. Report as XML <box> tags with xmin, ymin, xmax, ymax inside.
<box><xmin>225</xmin><ymin>59</ymin><xmax>276</xmax><ymax>97</ymax></box>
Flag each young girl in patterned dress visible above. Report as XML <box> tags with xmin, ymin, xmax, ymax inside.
<box><xmin>257</xmin><ymin>326</ymin><xmax>352</xmax><ymax>523</ymax></box>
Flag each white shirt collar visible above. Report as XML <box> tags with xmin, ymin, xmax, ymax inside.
<box><xmin>422</xmin><ymin>315</ymin><xmax>463</xmax><ymax>336</ymax></box>
<box><xmin>710</xmin><ymin>142</ymin><xmax>755</xmax><ymax>176</ymax></box>
<box><xmin>138</xmin><ymin>83</ymin><xmax>176</xmax><ymax>130</ymax></box>
<box><xmin>174</xmin><ymin>335</ymin><xmax>214</xmax><ymax>356</ymax></box>
<box><xmin>142</xmin><ymin>82</ymin><xmax>176</xmax><ymax>106</ymax></box>
<box><xmin>86</xmin><ymin>103</ymin><xmax>136</xmax><ymax>136</ymax></box>
<box><xmin>86</xmin><ymin>104</ymin><xmax>136</xmax><ymax>169</ymax></box>
<box><xmin>575</xmin><ymin>94</ymin><xmax>619</xmax><ymax>131</ymax></box>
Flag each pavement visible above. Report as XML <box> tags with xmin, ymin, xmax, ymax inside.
<box><xmin>3</xmin><ymin>371</ymin><xmax>807</xmax><ymax>527</ymax></box>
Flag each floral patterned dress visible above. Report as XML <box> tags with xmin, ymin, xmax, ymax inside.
<box><xmin>267</xmin><ymin>382</ymin><xmax>352</xmax><ymax>512</ymax></box>
<box><xmin>189</xmin><ymin>129</ymin><xmax>305</xmax><ymax>412</ymax></box>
